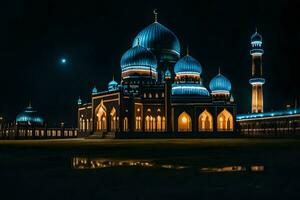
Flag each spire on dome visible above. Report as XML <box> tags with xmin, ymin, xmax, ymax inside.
<box><xmin>153</xmin><ymin>9</ymin><xmax>158</xmax><ymax>22</ymax></box>
<box><xmin>186</xmin><ymin>45</ymin><xmax>189</xmax><ymax>56</ymax></box>
<box><xmin>218</xmin><ymin>67</ymin><xmax>221</xmax><ymax>75</ymax></box>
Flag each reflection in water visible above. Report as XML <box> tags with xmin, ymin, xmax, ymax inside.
<box><xmin>72</xmin><ymin>157</ymin><xmax>264</xmax><ymax>173</ymax></box>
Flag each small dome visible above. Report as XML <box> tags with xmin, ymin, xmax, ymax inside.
<box><xmin>251</xmin><ymin>31</ymin><xmax>262</xmax><ymax>42</ymax></box>
<box><xmin>172</xmin><ymin>83</ymin><xmax>210</xmax><ymax>96</ymax></box>
<box><xmin>165</xmin><ymin>69</ymin><xmax>171</xmax><ymax>79</ymax></box>
<box><xmin>77</xmin><ymin>97</ymin><xmax>82</xmax><ymax>105</ymax></box>
<box><xmin>132</xmin><ymin>22</ymin><xmax>180</xmax><ymax>61</ymax></box>
<box><xmin>108</xmin><ymin>79</ymin><xmax>118</xmax><ymax>91</ymax></box>
<box><xmin>174</xmin><ymin>55</ymin><xmax>202</xmax><ymax>75</ymax></box>
<box><xmin>16</xmin><ymin>105</ymin><xmax>44</xmax><ymax>126</ymax></box>
<box><xmin>92</xmin><ymin>86</ymin><xmax>98</xmax><ymax>94</ymax></box>
<box><xmin>209</xmin><ymin>73</ymin><xmax>232</xmax><ymax>94</ymax></box>
<box><xmin>121</xmin><ymin>45</ymin><xmax>157</xmax><ymax>79</ymax></box>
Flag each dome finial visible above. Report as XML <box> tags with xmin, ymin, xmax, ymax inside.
<box><xmin>218</xmin><ymin>67</ymin><xmax>221</xmax><ymax>74</ymax></box>
<box><xmin>28</xmin><ymin>99</ymin><xmax>32</xmax><ymax>108</ymax></box>
<box><xmin>186</xmin><ymin>45</ymin><xmax>189</xmax><ymax>56</ymax></box>
<box><xmin>153</xmin><ymin>9</ymin><xmax>158</xmax><ymax>22</ymax></box>
<box><xmin>255</xmin><ymin>27</ymin><xmax>258</xmax><ymax>33</ymax></box>
<box><xmin>112</xmin><ymin>74</ymin><xmax>115</xmax><ymax>80</ymax></box>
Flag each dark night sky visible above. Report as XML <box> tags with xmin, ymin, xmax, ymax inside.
<box><xmin>0</xmin><ymin>0</ymin><xmax>299</xmax><ymax>127</ymax></box>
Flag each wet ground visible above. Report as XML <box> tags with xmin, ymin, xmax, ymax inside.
<box><xmin>0</xmin><ymin>138</ymin><xmax>300</xmax><ymax>200</ymax></box>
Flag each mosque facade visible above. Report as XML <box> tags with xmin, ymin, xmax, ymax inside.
<box><xmin>77</xmin><ymin>12</ymin><xmax>236</xmax><ymax>135</ymax></box>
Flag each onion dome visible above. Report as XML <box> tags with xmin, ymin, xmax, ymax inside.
<box><xmin>92</xmin><ymin>86</ymin><xmax>98</xmax><ymax>94</ymax></box>
<box><xmin>209</xmin><ymin>72</ymin><xmax>232</xmax><ymax>95</ymax></box>
<box><xmin>165</xmin><ymin>69</ymin><xmax>171</xmax><ymax>79</ymax></box>
<box><xmin>174</xmin><ymin>55</ymin><xmax>202</xmax><ymax>76</ymax></box>
<box><xmin>108</xmin><ymin>79</ymin><xmax>118</xmax><ymax>91</ymax></box>
<box><xmin>132</xmin><ymin>21</ymin><xmax>180</xmax><ymax>62</ymax></box>
<box><xmin>120</xmin><ymin>44</ymin><xmax>157</xmax><ymax>79</ymax></box>
<box><xmin>172</xmin><ymin>83</ymin><xmax>209</xmax><ymax>96</ymax></box>
<box><xmin>16</xmin><ymin>104</ymin><xmax>44</xmax><ymax>126</ymax></box>
<box><xmin>251</xmin><ymin>31</ymin><xmax>262</xmax><ymax>42</ymax></box>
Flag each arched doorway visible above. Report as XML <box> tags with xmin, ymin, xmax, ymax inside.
<box><xmin>178</xmin><ymin>112</ymin><xmax>192</xmax><ymax>132</ymax></box>
<box><xmin>217</xmin><ymin>109</ymin><xmax>233</xmax><ymax>131</ymax></box>
<box><xmin>198</xmin><ymin>110</ymin><xmax>213</xmax><ymax>132</ymax></box>
<box><xmin>95</xmin><ymin>101</ymin><xmax>107</xmax><ymax>131</ymax></box>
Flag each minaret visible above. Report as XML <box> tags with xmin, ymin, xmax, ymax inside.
<box><xmin>249</xmin><ymin>28</ymin><xmax>265</xmax><ymax>113</ymax></box>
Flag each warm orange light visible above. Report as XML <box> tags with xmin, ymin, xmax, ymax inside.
<box><xmin>181</xmin><ymin>116</ymin><xmax>187</xmax><ymax>123</ymax></box>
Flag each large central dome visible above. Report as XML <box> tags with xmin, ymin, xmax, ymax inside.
<box><xmin>132</xmin><ymin>22</ymin><xmax>181</xmax><ymax>62</ymax></box>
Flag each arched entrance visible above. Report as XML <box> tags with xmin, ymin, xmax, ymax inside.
<box><xmin>95</xmin><ymin>100</ymin><xmax>107</xmax><ymax>131</ymax></box>
<box><xmin>178</xmin><ymin>112</ymin><xmax>192</xmax><ymax>132</ymax></box>
<box><xmin>198</xmin><ymin>110</ymin><xmax>213</xmax><ymax>131</ymax></box>
<box><xmin>217</xmin><ymin>109</ymin><xmax>233</xmax><ymax>131</ymax></box>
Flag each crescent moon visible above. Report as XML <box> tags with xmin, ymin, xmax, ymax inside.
<box><xmin>153</xmin><ymin>9</ymin><xmax>158</xmax><ymax>15</ymax></box>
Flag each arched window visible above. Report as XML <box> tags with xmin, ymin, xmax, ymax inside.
<box><xmin>123</xmin><ymin>117</ymin><xmax>128</xmax><ymax>132</ymax></box>
<box><xmin>157</xmin><ymin>116</ymin><xmax>162</xmax><ymax>132</ymax></box>
<box><xmin>96</xmin><ymin>101</ymin><xmax>107</xmax><ymax>131</ymax></box>
<box><xmin>152</xmin><ymin>117</ymin><xmax>156</xmax><ymax>132</ymax></box>
<box><xmin>198</xmin><ymin>110</ymin><xmax>213</xmax><ymax>132</ymax></box>
<box><xmin>79</xmin><ymin>118</ymin><xmax>83</xmax><ymax>131</ymax></box>
<box><xmin>178</xmin><ymin>112</ymin><xmax>192</xmax><ymax>132</ymax></box>
<box><xmin>82</xmin><ymin>119</ymin><xmax>86</xmax><ymax>132</ymax></box>
<box><xmin>110</xmin><ymin>107</ymin><xmax>117</xmax><ymax>131</ymax></box>
<box><xmin>86</xmin><ymin>119</ymin><xmax>89</xmax><ymax>131</ymax></box>
<box><xmin>145</xmin><ymin>115</ymin><xmax>150</xmax><ymax>131</ymax></box>
<box><xmin>162</xmin><ymin>117</ymin><xmax>166</xmax><ymax>131</ymax></box>
<box><xmin>136</xmin><ymin>116</ymin><xmax>141</xmax><ymax>131</ymax></box>
<box><xmin>217</xmin><ymin>109</ymin><xmax>233</xmax><ymax>131</ymax></box>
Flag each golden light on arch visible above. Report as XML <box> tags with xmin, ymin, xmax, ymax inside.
<box><xmin>95</xmin><ymin>100</ymin><xmax>107</xmax><ymax>131</ymax></box>
<box><xmin>217</xmin><ymin>109</ymin><xmax>233</xmax><ymax>131</ymax></box>
<box><xmin>178</xmin><ymin>112</ymin><xmax>192</xmax><ymax>132</ymax></box>
<box><xmin>198</xmin><ymin>109</ymin><xmax>213</xmax><ymax>131</ymax></box>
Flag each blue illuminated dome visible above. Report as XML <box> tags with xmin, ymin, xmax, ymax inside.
<box><xmin>132</xmin><ymin>22</ymin><xmax>181</xmax><ymax>62</ymax></box>
<box><xmin>120</xmin><ymin>45</ymin><xmax>157</xmax><ymax>79</ymax></box>
<box><xmin>92</xmin><ymin>86</ymin><xmax>98</xmax><ymax>94</ymax></box>
<box><xmin>16</xmin><ymin>105</ymin><xmax>44</xmax><ymax>126</ymax></box>
<box><xmin>165</xmin><ymin>69</ymin><xmax>171</xmax><ymax>79</ymax></box>
<box><xmin>172</xmin><ymin>83</ymin><xmax>210</xmax><ymax>96</ymax></box>
<box><xmin>77</xmin><ymin>97</ymin><xmax>82</xmax><ymax>105</ymax></box>
<box><xmin>174</xmin><ymin>55</ymin><xmax>202</xmax><ymax>75</ymax></box>
<box><xmin>108</xmin><ymin>79</ymin><xmax>118</xmax><ymax>91</ymax></box>
<box><xmin>209</xmin><ymin>73</ymin><xmax>232</xmax><ymax>95</ymax></box>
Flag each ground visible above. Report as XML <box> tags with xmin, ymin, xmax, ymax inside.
<box><xmin>0</xmin><ymin>138</ymin><xmax>300</xmax><ymax>200</ymax></box>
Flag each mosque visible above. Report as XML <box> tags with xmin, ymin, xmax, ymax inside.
<box><xmin>77</xmin><ymin>11</ymin><xmax>236</xmax><ymax>136</ymax></box>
